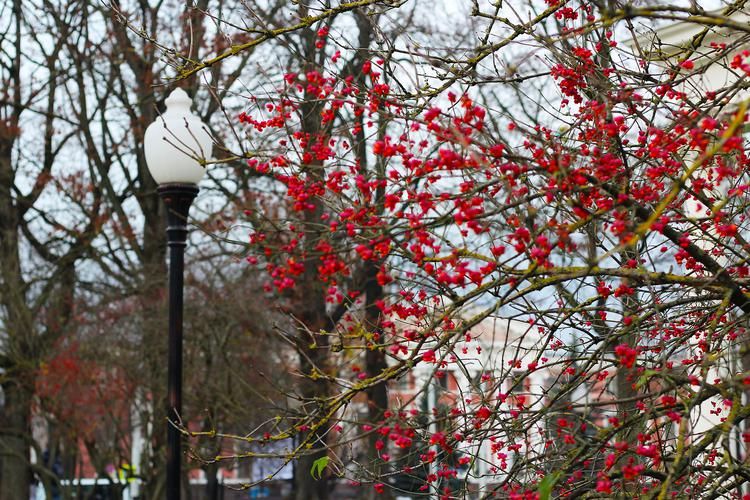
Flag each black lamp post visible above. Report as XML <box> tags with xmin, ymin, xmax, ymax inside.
<box><xmin>160</xmin><ymin>184</ymin><xmax>198</xmax><ymax>500</ymax></box>
<box><xmin>144</xmin><ymin>89</ymin><xmax>212</xmax><ymax>500</ymax></box>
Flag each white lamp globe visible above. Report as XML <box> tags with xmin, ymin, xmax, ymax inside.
<box><xmin>144</xmin><ymin>88</ymin><xmax>212</xmax><ymax>185</ymax></box>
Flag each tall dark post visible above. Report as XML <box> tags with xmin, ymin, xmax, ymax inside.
<box><xmin>159</xmin><ymin>183</ymin><xmax>199</xmax><ymax>500</ymax></box>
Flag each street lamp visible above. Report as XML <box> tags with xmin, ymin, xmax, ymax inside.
<box><xmin>144</xmin><ymin>88</ymin><xmax>212</xmax><ymax>500</ymax></box>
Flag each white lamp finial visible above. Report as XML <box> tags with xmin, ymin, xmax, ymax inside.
<box><xmin>144</xmin><ymin>89</ymin><xmax>212</xmax><ymax>185</ymax></box>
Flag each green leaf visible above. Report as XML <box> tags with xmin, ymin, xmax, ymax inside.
<box><xmin>538</xmin><ymin>471</ymin><xmax>562</xmax><ymax>500</ymax></box>
<box><xmin>310</xmin><ymin>456</ymin><xmax>329</xmax><ymax>480</ymax></box>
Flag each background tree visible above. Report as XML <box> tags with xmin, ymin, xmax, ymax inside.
<box><xmin>0</xmin><ymin>1</ymin><xmax>104</xmax><ymax>496</ymax></box>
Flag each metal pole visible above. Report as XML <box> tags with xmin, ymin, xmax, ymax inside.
<box><xmin>159</xmin><ymin>183</ymin><xmax>199</xmax><ymax>500</ymax></box>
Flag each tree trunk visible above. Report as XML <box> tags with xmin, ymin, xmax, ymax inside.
<box><xmin>292</xmin><ymin>25</ymin><xmax>331</xmax><ymax>498</ymax></box>
<box><xmin>363</xmin><ymin>261</ymin><xmax>390</xmax><ymax>500</ymax></box>
<box><xmin>0</xmin><ymin>381</ymin><xmax>32</xmax><ymax>500</ymax></box>
<box><xmin>0</xmin><ymin>141</ymin><xmax>33</xmax><ymax>500</ymax></box>
<box><xmin>293</xmin><ymin>325</ymin><xmax>330</xmax><ymax>500</ymax></box>
<box><xmin>205</xmin><ymin>460</ymin><xmax>219</xmax><ymax>499</ymax></box>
